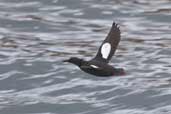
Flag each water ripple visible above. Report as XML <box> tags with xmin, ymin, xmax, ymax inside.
<box><xmin>0</xmin><ymin>0</ymin><xmax>171</xmax><ymax>114</ymax></box>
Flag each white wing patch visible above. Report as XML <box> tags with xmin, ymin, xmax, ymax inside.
<box><xmin>101</xmin><ymin>42</ymin><xmax>111</xmax><ymax>59</ymax></box>
<box><xmin>90</xmin><ymin>65</ymin><xmax>99</xmax><ymax>69</ymax></box>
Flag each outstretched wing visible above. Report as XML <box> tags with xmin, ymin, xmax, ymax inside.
<box><xmin>92</xmin><ymin>22</ymin><xmax>121</xmax><ymax>63</ymax></box>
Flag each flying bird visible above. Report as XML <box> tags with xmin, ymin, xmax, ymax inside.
<box><xmin>63</xmin><ymin>22</ymin><xmax>125</xmax><ymax>77</ymax></box>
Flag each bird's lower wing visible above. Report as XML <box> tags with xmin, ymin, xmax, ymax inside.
<box><xmin>80</xmin><ymin>65</ymin><xmax>102</xmax><ymax>70</ymax></box>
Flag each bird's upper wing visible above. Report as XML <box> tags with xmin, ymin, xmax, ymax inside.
<box><xmin>92</xmin><ymin>22</ymin><xmax>121</xmax><ymax>63</ymax></box>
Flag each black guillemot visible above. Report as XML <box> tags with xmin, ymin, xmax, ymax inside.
<box><xmin>63</xmin><ymin>22</ymin><xmax>125</xmax><ymax>77</ymax></box>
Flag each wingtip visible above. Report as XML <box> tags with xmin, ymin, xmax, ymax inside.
<box><xmin>112</xmin><ymin>22</ymin><xmax>120</xmax><ymax>33</ymax></box>
<box><xmin>112</xmin><ymin>22</ymin><xmax>120</xmax><ymax>28</ymax></box>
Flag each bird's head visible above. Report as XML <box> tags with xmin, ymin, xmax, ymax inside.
<box><xmin>63</xmin><ymin>57</ymin><xmax>82</xmax><ymax>66</ymax></box>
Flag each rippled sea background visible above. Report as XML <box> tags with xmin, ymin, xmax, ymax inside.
<box><xmin>0</xmin><ymin>0</ymin><xmax>171</xmax><ymax>114</ymax></box>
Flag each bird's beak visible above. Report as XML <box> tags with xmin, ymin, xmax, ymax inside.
<box><xmin>62</xmin><ymin>59</ymin><xmax>69</xmax><ymax>62</ymax></box>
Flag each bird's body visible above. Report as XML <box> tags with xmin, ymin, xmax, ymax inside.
<box><xmin>81</xmin><ymin>60</ymin><xmax>115</xmax><ymax>76</ymax></box>
<box><xmin>82</xmin><ymin>64</ymin><xmax>119</xmax><ymax>76</ymax></box>
<box><xmin>63</xmin><ymin>22</ymin><xmax>125</xmax><ymax>77</ymax></box>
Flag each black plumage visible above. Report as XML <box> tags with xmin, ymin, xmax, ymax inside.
<box><xmin>63</xmin><ymin>22</ymin><xmax>125</xmax><ymax>77</ymax></box>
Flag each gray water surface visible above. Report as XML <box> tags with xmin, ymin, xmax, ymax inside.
<box><xmin>0</xmin><ymin>0</ymin><xmax>171</xmax><ymax>114</ymax></box>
